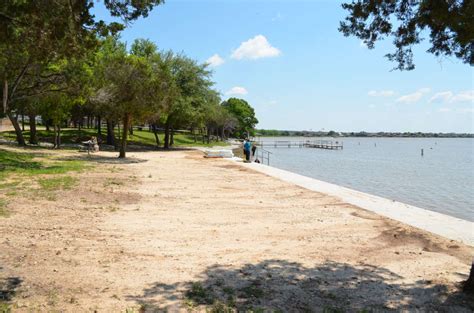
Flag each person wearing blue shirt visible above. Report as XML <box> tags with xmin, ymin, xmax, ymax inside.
<box><xmin>243</xmin><ymin>139</ymin><xmax>252</xmax><ymax>162</ymax></box>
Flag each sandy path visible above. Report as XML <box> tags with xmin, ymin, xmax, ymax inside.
<box><xmin>0</xmin><ymin>149</ymin><xmax>473</xmax><ymax>312</ymax></box>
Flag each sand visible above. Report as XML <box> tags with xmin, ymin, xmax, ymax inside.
<box><xmin>0</xmin><ymin>148</ymin><xmax>473</xmax><ymax>312</ymax></box>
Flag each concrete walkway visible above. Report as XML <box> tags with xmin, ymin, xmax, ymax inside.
<box><xmin>239</xmin><ymin>162</ymin><xmax>474</xmax><ymax>246</ymax></box>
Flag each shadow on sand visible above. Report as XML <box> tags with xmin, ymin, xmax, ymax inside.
<box><xmin>127</xmin><ymin>260</ymin><xmax>473</xmax><ymax>312</ymax></box>
<box><xmin>0</xmin><ymin>275</ymin><xmax>22</xmax><ymax>308</ymax></box>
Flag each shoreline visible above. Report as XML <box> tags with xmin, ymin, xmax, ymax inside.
<box><xmin>232</xmin><ymin>158</ymin><xmax>473</xmax><ymax>246</ymax></box>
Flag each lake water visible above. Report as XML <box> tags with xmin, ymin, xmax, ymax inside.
<box><xmin>257</xmin><ymin>137</ymin><xmax>474</xmax><ymax>222</ymax></box>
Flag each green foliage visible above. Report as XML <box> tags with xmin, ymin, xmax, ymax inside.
<box><xmin>240</xmin><ymin>282</ymin><xmax>264</xmax><ymax>299</ymax></box>
<box><xmin>208</xmin><ymin>300</ymin><xmax>235</xmax><ymax>313</ymax></box>
<box><xmin>0</xmin><ymin>1</ymin><xmax>164</xmax><ymax>145</ymax></box>
<box><xmin>185</xmin><ymin>282</ymin><xmax>215</xmax><ymax>305</ymax></box>
<box><xmin>222</xmin><ymin>98</ymin><xmax>258</xmax><ymax>138</ymax></box>
<box><xmin>339</xmin><ymin>0</ymin><xmax>474</xmax><ymax>70</ymax></box>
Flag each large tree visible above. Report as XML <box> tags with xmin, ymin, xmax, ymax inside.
<box><xmin>0</xmin><ymin>0</ymin><xmax>164</xmax><ymax>145</ymax></box>
<box><xmin>339</xmin><ymin>0</ymin><xmax>474</xmax><ymax>70</ymax></box>
<box><xmin>158</xmin><ymin>53</ymin><xmax>214</xmax><ymax>149</ymax></box>
<box><xmin>95</xmin><ymin>42</ymin><xmax>156</xmax><ymax>158</ymax></box>
<box><xmin>222</xmin><ymin>98</ymin><xmax>258</xmax><ymax>138</ymax></box>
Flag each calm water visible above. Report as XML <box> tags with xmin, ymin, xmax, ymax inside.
<box><xmin>257</xmin><ymin>137</ymin><xmax>474</xmax><ymax>222</ymax></box>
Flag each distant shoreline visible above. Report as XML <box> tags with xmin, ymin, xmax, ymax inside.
<box><xmin>256</xmin><ymin>130</ymin><xmax>474</xmax><ymax>138</ymax></box>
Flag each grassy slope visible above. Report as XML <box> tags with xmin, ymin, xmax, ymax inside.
<box><xmin>0</xmin><ymin>128</ymin><xmax>229</xmax><ymax>148</ymax></box>
<box><xmin>0</xmin><ymin>148</ymin><xmax>89</xmax><ymax>215</ymax></box>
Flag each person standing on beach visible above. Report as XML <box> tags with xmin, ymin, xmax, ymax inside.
<box><xmin>251</xmin><ymin>143</ymin><xmax>257</xmax><ymax>162</ymax></box>
<box><xmin>243</xmin><ymin>139</ymin><xmax>251</xmax><ymax>162</ymax></box>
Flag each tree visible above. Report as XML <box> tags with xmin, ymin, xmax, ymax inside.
<box><xmin>0</xmin><ymin>0</ymin><xmax>164</xmax><ymax>145</ymax></box>
<box><xmin>97</xmin><ymin>51</ymin><xmax>155</xmax><ymax>158</ymax></box>
<box><xmin>222</xmin><ymin>98</ymin><xmax>258</xmax><ymax>138</ymax></box>
<box><xmin>339</xmin><ymin>0</ymin><xmax>474</xmax><ymax>70</ymax></box>
<box><xmin>158</xmin><ymin>53</ymin><xmax>214</xmax><ymax>149</ymax></box>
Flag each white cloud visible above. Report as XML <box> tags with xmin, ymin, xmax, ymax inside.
<box><xmin>231</xmin><ymin>35</ymin><xmax>281</xmax><ymax>60</ymax></box>
<box><xmin>428</xmin><ymin>90</ymin><xmax>474</xmax><ymax>104</ymax></box>
<box><xmin>226</xmin><ymin>86</ymin><xmax>248</xmax><ymax>95</ymax></box>
<box><xmin>451</xmin><ymin>90</ymin><xmax>474</xmax><ymax>103</ymax></box>
<box><xmin>429</xmin><ymin>91</ymin><xmax>453</xmax><ymax>103</ymax></box>
<box><xmin>206</xmin><ymin>54</ymin><xmax>224</xmax><ymax>67</ymax></box>
<box><xmin>396</xmin><ymin>88</ymin><xmax>431</xmax><ymax>104</ymax></box>
<box><xmin>368</xmin><ymin>90</ymin><xmax>395</xmax><ymax>97</ymax></box>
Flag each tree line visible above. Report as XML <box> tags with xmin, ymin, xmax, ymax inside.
<box><xmin>0</xmin><ymin>2</ymin><xmax>257</xmax><ymax>158</ymax></box>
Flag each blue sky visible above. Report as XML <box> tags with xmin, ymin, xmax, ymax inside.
<box><xmin>93</xmin><ymin>0</ymin><xmax>473</xmax><ymax>133</ymax></box>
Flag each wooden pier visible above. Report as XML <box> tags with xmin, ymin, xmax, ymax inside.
<box><xmin>256</xmin><ymin>140</ymin><xmax>343</xmax><ymax>150</ymax></box>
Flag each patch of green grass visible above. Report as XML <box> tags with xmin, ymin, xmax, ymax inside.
<box><xmin>240</xmin><ymin>282</ymin><xmax>264</xmax><ymax>299</ymax></box>
<box><xmin>38</xmin><ymin>176</ymin><xmax>77</xmax><ymax>191</ymax></box>
<box><xmin>128</xmin><ymin>130</ymin><xmax>229</xmax><ymax>148</ymax></box>
<box><xmin>0</xmin><ymin>199</ymin><xmax>9</xmax><ymax>217</ymax></box>
<box><xmin>185</xmin><ymin>282</ymin><xmax>214</xmax><ymax>305</ymax></box>
<box><xmin>0</xmin><ymin>181</ymin><xmax>21</xmax><ymax>190</ymax></box>
<box><xmin>209</xmin><ymin>300</ymin><xmax>235</xmax><ymax>313</ymax></box>
<box><xmin>0</xmin><ymin>128</ymin><xmax>229</xmax><ymax>148</ymax></box>
<box><xmin>27</xmin><ymin>160</ymin><xmax>85</xmax><ymax>176</ymax></box>
<box><xmin>0</xmin><ymin>302</ymin><xmax>11</xmax><ymax>313</ymax></box>
<box><xmin>0</xmin><ymin>149</ymin><xmax>87</xmax><ymax>179</ymax></box>
<box><xmin>223</xmin><ymin>286</ymin><xmax>235</xmax><ymax>296</ymax></box>
<box><xmin>322</xmin><ymin>307</ymin><xmax>345</xmax><ymax>313</ymax></box>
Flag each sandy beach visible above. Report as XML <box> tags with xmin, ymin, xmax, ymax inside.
<box><xmin>0</xmin><ymin>147</ymin><xmax>473</xmax><ymax>312</ymax></box>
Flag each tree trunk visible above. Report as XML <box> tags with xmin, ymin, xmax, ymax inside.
<box><xmin>170</xmin><ymin>128</ymin><xmax>174</xmax><ymax>146</ymax></box>
<box><xmin>193</xmin><ymin>129</ymin><xmax>197</xmax><ymax>143</ymax></box>
<box><xmin>119</xmin><ymin>114</ymin><xmax>130</xmax><ymax>158</ymax></box>
<box><xmin>129</xmin><ymin>124</ymin><xmax>134</xmax><ymax>136</ymax></box>
<box><xmin>57</xmin><ymin>125</ymin><xmax>61</xmax><ymax>148</ymax></box>
<box><xmin>21</xmin><ymin>114</ymin><xmax>25</xmax><ymax>131</ymax></box>
<box><xmin>97</xmin><ymin>115</ymin><xmax>101</xmax><ymax>136</ymax></box>
<box><xmin>53</xmin><ymin>125</ymin><xmax>58</xmax><ymax>148</ymax></box>
<box><xmin>152</xmin><ymin>124</ymin><xmax>160</xmax><ymax>147</ymax></box>
<box><xmin>3</xmin><ymin>80</ymin><xmax>25</xmax><ymax>145</ymax></box>
<box><xmin>464</xmin><ymin>262</ymin><xmax>474</xmax><ymax>294</ymax></box>
<box><xmin>207</xmin><ymin>128</ymin><xmax>210</xmax><ymax>144</ymax></box>
<box><xmin>2</xmin><ymin>80</ymin><xmax>7</xmax><ymax>115</ymax></box>
<box><xmin>164</xmin><ymin>124</ymin><xmax>170</xmax><ymax>149</ymax></box>
<box><xmin>201</xmin><ymin>128</ymin><xmax>205</xmax><ymax>144</ymax></box>
<box><xmin>7</xmin><ymin>112</ymin><xmax>26</xmax><ymax>146</ymax></box>
<box><xmin>106</xmin><ymin>119</ymin><xmax>115</xmax><ymax>146</ymax></box>
<box><xmin>29</xmin><ymin>114</ymin><xmax>38</xmax><ymax>144</ymax></box>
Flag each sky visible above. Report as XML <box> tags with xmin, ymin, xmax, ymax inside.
<box><xmin>93</xmin><ymin>0</ymin><xmax>474</xmax><ymax>133</ymax></box>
